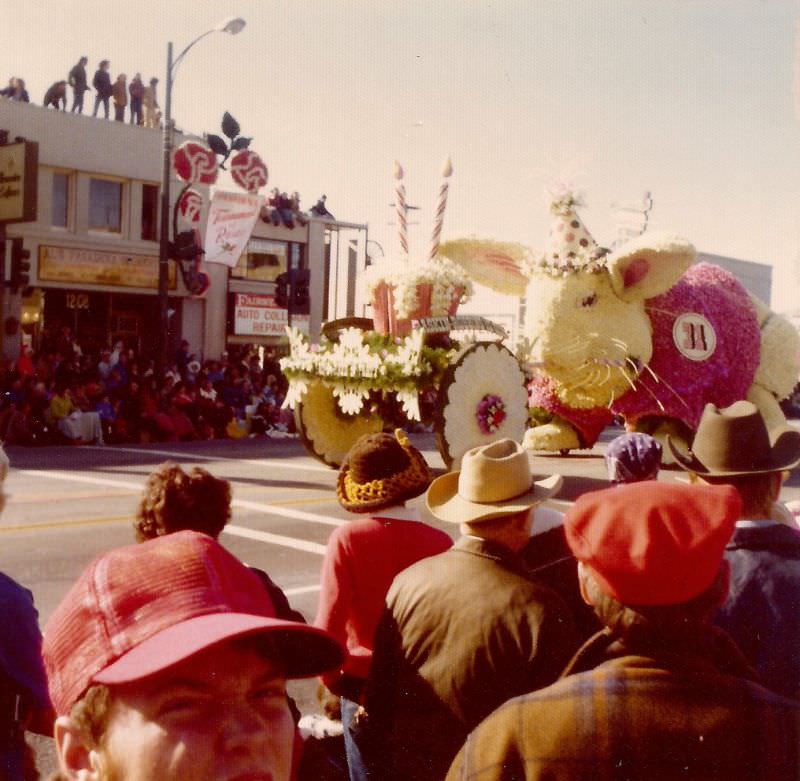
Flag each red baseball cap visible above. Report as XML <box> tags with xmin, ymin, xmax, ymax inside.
<box><xmin>43</xmin><ymin>531</ymin><xmax>344</xmax><ymax>715</ymax></box>
<box><xmin>564</xmin><ymin>481</ymin><xmax>740</xmax><ymax>606</ymax></box>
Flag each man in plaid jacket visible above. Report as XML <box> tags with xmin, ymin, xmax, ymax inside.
<box><xmin>447</xmin><ymin>481</ymin><xmax>800</xmax><ymax>781</ymax></box>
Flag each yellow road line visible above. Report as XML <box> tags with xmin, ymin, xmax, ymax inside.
<box><xmin>0</xmin><ymin>515</ymin><xmax>134</xmax><ymax>533</ymax></box>
<box><xmin>262</xmin><ymin>495</ymin><xmax>338</xmax><ymax>508</ymax></box>
<box><xmin>7</xmin><ymin>489</ymin><xmax>137</xmax><ymax>504</ymax></box>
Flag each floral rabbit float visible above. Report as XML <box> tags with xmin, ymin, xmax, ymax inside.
<box><xmin>441</xmin><ymin>189</ymin><xmax>799</xmax><ymax>454</ymax></box>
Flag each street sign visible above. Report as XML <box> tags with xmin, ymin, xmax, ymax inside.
<box><xmin>0</xmin><ymin>141</ymin><xmax>38</xmax><ymax>224</ymax></box>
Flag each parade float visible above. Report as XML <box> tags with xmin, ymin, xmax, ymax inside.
<box><xmin>280</xmin><ymin>161</ymin><xmax>531</xmax><ymax>468</ymax></box>
<box><xmin>440</xmin><ymin>186</ymin><xmax>800</xmax><ymax>457</ymax></box>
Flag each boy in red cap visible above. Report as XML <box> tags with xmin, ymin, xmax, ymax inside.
<box><xmin>44</xmin><ymin>530</ymin><xmax>343</xmax><ymax>781</ymax></box>
<box><xmin>447</xmin><ymin>481</ymin><xmax>800</xmax><ymax>781</ymax></box>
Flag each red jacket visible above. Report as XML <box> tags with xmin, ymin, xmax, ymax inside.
<box><xmin>314</xmin><ymin>507</ymin><xmax>451</xmax><ymax>693</ymax></box>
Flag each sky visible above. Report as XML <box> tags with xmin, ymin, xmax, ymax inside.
<box><xmin>5</xmin><ymin>0</ymin><xmax>800</xmax><ymax>312</ymax></box>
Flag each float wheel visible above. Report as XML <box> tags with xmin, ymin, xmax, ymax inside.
<box><xmin>436</xmin><ymin>342</ymin><xmax>529</xmax><ymax>469</ymax></box>
<box><xmin>295</xmin><ymin>380</ymin><xmax>384</xmax><ymax>468</ymax></box>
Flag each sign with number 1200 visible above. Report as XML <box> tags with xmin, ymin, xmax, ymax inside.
<box><xmin>66</xmin><ymin>292</ymin><xmax>89</xmax><ymax>310</ymax></box>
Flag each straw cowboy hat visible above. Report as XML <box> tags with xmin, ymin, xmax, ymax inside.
<box><xmin>427</xmin><ymin>438</ymin><xmax>562</xmax><ymax>524</ymax></box>
<box><xmin>668</xmin><ymin>400</ymin><xmax>800</xmax><ymax>477</ymax></box>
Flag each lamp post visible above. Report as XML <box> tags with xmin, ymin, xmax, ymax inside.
<box><xmin>156</xmin><ymin>16</ymin><xmax>246</xmax><ymax>379</ymax></box>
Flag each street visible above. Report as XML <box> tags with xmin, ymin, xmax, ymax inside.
<box><xmin>4</xmin><ymin>427</ymin><xmax>800</xmax><ymax>776</ymax></box>
<box><xmin>5</xmin><ymin>424</ymin><xmax>800</xmax><ymax>627</ymax></box>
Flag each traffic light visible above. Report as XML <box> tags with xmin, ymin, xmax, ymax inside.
<box><xmin>274</xmin><ymin>272</ymin><xmax>289</xmax><ymax>308</ymax></box>
<box><xmin>291</xmin><ymin>268</ymin><xmax>310</xmax><ymax>314</ymax></box>
<box><xmin>9</xmin><ymin>238</ymin><xmax>30</xmax><ymax>292</ymax></box>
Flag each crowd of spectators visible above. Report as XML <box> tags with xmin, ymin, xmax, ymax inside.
<box><xmin>2</xmin><ymin>402</ymin><xmax>800</xmax><ymax>779</ymax></box>
<box><xmin>2</xmin><ymin>55</ymin><xmax>161</xmax><ymax>126</ymax></box>
<box><xmin>0</xmin><ymin>327</ymin><xmax>295</xmax><ymax>447</ymax></box>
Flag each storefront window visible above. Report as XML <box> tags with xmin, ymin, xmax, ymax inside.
<box><xmin>141</xmin><ymin>184</ymin><xmax>158</xmax><ymax>241</ymax></box>
<box><xmin>89</xmin><ymin>177</ymin><xmax>123</xmax><ymax>233</ymax></box>
<box><xmin>232</xmin><ymin>239</ymin><xmax>290</xmax><ymax>282</ymax></box>
<box><xmin>52</xmin><ymin>172</ymin><xmax>70</xmax><ymax>228</ymax></box>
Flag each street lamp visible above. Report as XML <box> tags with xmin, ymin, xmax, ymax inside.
<box><xmin>157</xmin><ymin>17</ymin><xmax>246</xmax><ymax>379</ymax></box>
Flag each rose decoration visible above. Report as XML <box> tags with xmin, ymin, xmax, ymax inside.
<box><xmin>230</xmin><ymin>150</ymin><xmax>268</xmax><ymax>193</ymax></box>
<box><xmin>476</xmin><ymin>394</ymin><xmax>506</xmax><ymax>435</ymax></box>
<box><xmin>177</xmin><ymin>188</ymin><xmax>203</xmax><ymax>224</ymax></box>
<box><xmin>173</xmin><ymin>141</ymin><xmax>218</xmax><ymax>184</ymax></box>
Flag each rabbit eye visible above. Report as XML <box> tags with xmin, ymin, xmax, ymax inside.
<box><xmin>580</xmin><ymin>293</ymin><xmax>597</xmax><ymax>308</ymax></box>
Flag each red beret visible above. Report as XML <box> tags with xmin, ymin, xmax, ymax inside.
<box><xmin>564</xmin><ymin>481</ymin><xmax>741</xmax><ymax>606</ymax></box>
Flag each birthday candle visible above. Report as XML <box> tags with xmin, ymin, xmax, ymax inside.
<box><xmin>429</xmin><ymin>157</ymin><xmax>453</xmax><ymax>262</ymax></box>
<box><xmin>394</xmin><ymin>161</ymin><xmax>409</xmax><ymax>259</ymax></box>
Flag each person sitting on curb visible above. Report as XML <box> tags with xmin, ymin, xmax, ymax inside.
<box><xmin>447</xmin><ymin>481</ymin><xmax>800</xmax><ymax>781</ymax></box>
<box><xmin>314</xmin><ymin>429</ymin><xmax>452</xmax><ymax>781</ymax></box>
<box><xmin>668</xmin><ymin>400</ymin><xmax>800</xmax><ymax>699</ymax></box>
<box><xmin>43</xmin><ymin>530</ymin><xmax>344</xmax><ymax>781</ymax></box>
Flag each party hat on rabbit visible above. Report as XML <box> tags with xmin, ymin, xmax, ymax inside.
<box><xmin>536</xmin><ymin>185</ymin><xmax>608</xmax><ymax>277</ymax></box>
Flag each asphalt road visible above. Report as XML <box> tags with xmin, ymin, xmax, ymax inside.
<box><xmin>4</xmin><ymin>427</ymin><xmax>800</xmax><ymax>776</ymax></box>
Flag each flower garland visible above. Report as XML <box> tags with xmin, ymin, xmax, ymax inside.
<box><xmin>475</xmin><ymin>394</ymin><xmax>506</xmax><ymax>434</ymax></box>
<box><xmin>363</xmin><ymin>257</ymin><xmax>473</xmax><ymax>318</ymax></box>
<box><xmin>525</xmin><ymin>247</ymin><xmax>608</xmax><ymax>279</ymax></box>
<box><xmin>279</xmin><ymin>327</ymin><xmax>456</xmax><ymax>420</ymax></box>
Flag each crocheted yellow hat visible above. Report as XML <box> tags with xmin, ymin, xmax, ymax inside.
<box><xmin>337</xmin><ymin>429</ymin><xmax>431</xmax><ymax>514</ymax></box>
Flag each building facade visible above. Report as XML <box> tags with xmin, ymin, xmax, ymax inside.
<box><xmin>0</xmin><ymin>99</ymin><xmax>366</xmax><ymax>362</ymax></box>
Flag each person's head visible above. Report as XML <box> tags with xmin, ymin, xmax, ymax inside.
<box><xmin>337</xmin><ymin>429</ymin><xmax>431</xmax><ymax>514</ymax></box>
<box><xmin>604</xmin><ymin>432</ymin><xmax>662</xmax><ymax>484</ymax></box>
<box><xmin>150</xmin><ymin>77</ymin><xmax>158</xmax><ymax>85</ymax></box>
<box><xmin>79</xmin><ymin>56</ymin><xmax>88</xmax><ymax>66</ymax></box>
<box><xmin>564</xmin><ymin>481</ymin><xmax>741</xmax><ymax>640</ymax></box>
<box><xmin>133</xmin><ymin>72</ymin><xmax>141</xmax><ymax>80</ymax></box>
<box><xmin>135</xmin><ymin>463</ymin><xmax>231</xmax><ymax>542</ymax></box>
<box><xmin>99</xmin><ymin>60</ymin><xmax>109</xmax><ymax>70</ymax></box>
<box><xmin>426</xmin><ymin>438</ymin><xmax>562</xmax><ymax>550</ymax></box>
<box><xmin>44</xmin><ymin>531</ymin><xmax>343</xmax><ymax>781</ymax></box>
<box><xmin>116</xmin><ymin>73</ymin><xmax>125</xmax><ymax>82</ymax></box>
<box><xmin>669</xmin><ymin>400</ymin><xmax>800</xmax><ymax>518</ymax></box>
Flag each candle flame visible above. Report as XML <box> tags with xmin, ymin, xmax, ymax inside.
<box><xmin>442</xmin><ymin>157</ymin><xmax>453</xmax><ymax>178</ymax></box>
<box><xmin>393</xmin><ymin>161</ymin><xmax>404</xmax><ymax>180</ymax></box>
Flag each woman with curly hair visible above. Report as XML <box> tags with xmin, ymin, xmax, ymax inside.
<box><xmin>134</xmin><ymin>462</ymin><xmax>304</xmax><ymax>622</ymax></box>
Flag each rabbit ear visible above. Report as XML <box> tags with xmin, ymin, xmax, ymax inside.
<box><xmin>439</xmin><ymin>239</ymin><xmax>530</xmax><ymax>297</ymax></box>
<box><xmin>607</xmin><ymin>232</ymin><xmax>695</xmax><ymax>302</ymax></box>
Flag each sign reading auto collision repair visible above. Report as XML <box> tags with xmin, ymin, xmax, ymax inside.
<box><xmin>233</xmin><ymin>293</ymin><xmax>288</xmax><ymax>336</ymax></box>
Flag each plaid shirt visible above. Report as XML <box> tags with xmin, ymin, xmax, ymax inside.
<box><xmin>447</xmin><ymin>628</ymin><xmax>800</xmax><ymax>781</ymax></box>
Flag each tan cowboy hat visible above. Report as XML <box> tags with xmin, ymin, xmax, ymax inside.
<box><xmin>427</xmin><ymin>438</ymin><xmax>562</xmax><ymax>524</ymax></box>
<box><xmin>667</xmin><ymin>401</ymin><xmax>800</xmax><ymax>477</ymax></box>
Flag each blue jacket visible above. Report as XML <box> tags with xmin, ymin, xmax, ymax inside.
<box><xmin>715</xmin><ymin>522</ymin><xmax>800</xmax><ymax>700</ymax></box>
